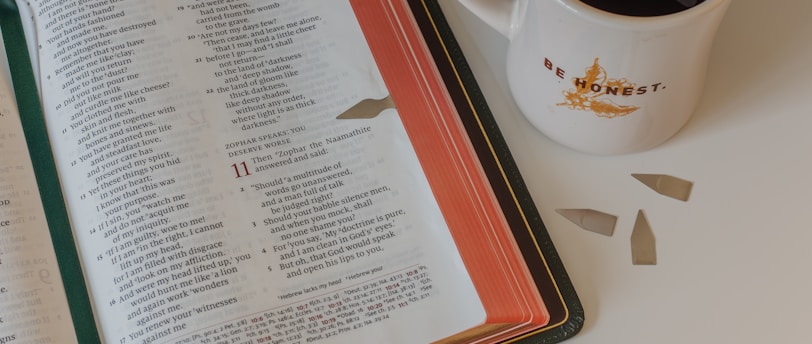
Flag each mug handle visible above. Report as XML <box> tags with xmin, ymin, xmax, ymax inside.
<box><xmin>456</xmin><ymin>0</ymin><xmax>525</xmax><ymax>39</ymax></box>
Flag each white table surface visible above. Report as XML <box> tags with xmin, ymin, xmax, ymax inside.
<box><xmin>4</xmin><ymin>2</ymin><xmax>810</xmax><ymax>342</ymax></box>
<box><xmin>439</xmin><ymin>1</ymin><xmax>812</xmax><ymax>343</ymax></box>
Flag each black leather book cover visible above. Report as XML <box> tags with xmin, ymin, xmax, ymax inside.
<box><xmin>408</xmin><ymin>1</ymin><xmax>584</xmax><ymax>342</ymax></box>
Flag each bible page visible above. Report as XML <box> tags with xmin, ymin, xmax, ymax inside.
<box><xmin>21</xmin><ymin>0</ymin><xmax>486</xmax><ymax>343</ymax></box>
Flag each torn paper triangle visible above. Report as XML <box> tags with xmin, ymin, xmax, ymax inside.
<box><xmin>632</xmin><ymin>173</ymin><xmax>693</xmax><ymax>201</ymax></box>
<box><xmin>336</xmin><ymin>94</ymin><xmax>396</xmax><ymax>119</ymax></box>
<box><xmin>630</xmin><ymin>210</ymin><xmax>656</xmax><ymax>265</ymax></box>
<box><xmin>556</xmin><ymin>209</ymin><xmax>617</xmax><ymax>237</ymax></box>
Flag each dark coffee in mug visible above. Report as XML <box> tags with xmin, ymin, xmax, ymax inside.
<box><xmin>580</xmin><ymin>0</ymin><xmax>706</xmax><ymax>17</ymax></box>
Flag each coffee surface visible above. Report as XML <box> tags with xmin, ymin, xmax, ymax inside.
<box><xmin>579</xmin><ymin>0</ymin><xmax>706</xmax><ymax>17</ymax></box>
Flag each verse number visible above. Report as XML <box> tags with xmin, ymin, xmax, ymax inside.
<box><xmin>232</xmin><ymin>161</ymin><xmax>251</xmax><ymax>178</ymax></box>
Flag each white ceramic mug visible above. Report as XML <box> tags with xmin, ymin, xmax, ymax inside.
<box><xmin>459</xmin><ymin>0</ymin><xmax>731</xmax><ymax>155</ymax></box>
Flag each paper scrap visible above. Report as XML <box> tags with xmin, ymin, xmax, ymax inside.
<box><xmin>632</xmin><ymin>173</ymin><xmax>693</xmax><ymax>202</ymax></box>
<box><xmin>556</xmin><ymin>209</ymin><xmax>617</xmax><ymax>237</ymax></box>
<box><xmin>630</xmin><ymin>210</ymin><xmax>656</xmax><ymax>265</ymax></box>
<box><xmin>336</xmin><ymin>94</ymin><xmax>396</xmax><ymax>119</ymax></box>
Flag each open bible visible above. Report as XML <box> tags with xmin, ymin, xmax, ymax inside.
<box><xmin>0</xmin><ymin>0</ymin><xmax>582</xmax><ymax>343</ymax></box>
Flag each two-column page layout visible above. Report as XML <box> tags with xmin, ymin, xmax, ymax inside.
<box><xmin>2</xmin><ymin>0</ymin><xmax>583</xmax><ymax>343</ymax></box>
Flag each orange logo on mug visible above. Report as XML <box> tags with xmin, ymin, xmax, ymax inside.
<box><xmin>557</xmin><ymin>58</ymin><xmax>664</xmax><ymax>118</ymax></box>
